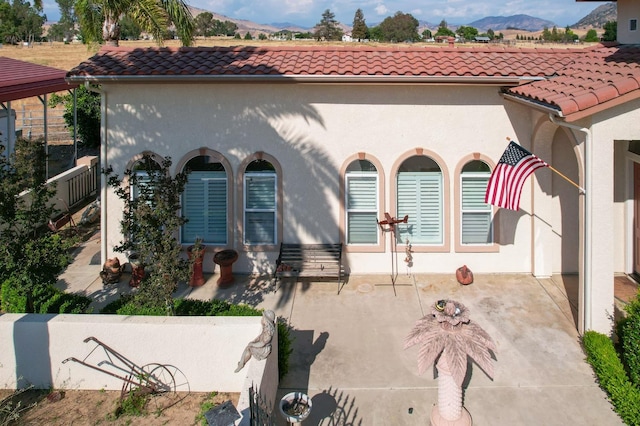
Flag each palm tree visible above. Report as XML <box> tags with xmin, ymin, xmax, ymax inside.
<box><xmin>405</xmin><ymin>299</ymin><xmax>496</xmax><ymax>425</ymax></box>
<box><xmin>75</xmin><ymin>0</ymin><xmax>194</xmax><ymax>47</ymax></box>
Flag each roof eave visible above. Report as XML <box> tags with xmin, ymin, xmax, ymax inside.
<box><xmin>66</xmin><ymin>74</ymin><xmax>526</xmax><ymax>86</ymax></box>
<box><xmin>501</xmin><ymin>92</ymin><xmax>564</xmax><ymax>117</ymax></box>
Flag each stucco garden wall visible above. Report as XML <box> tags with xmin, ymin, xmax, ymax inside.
<box><xmin>0</xmin><ymin>314</ymin><xmax>278</xmax><ymax>424</ymax></box>
<box><xmin>100</xmin><ymin>82</ymin><xmax>537</xmax><ymax>276</ymax></box>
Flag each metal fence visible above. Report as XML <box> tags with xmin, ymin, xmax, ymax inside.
<box><xmin>249</xmin><ymin>385</ymin><xmax>274</xmax><ymax>426</ymax></box>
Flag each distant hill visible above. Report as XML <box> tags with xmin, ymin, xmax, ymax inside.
<box><xmin>468</xmin><ymin>14</ymin><xmax>555</xmax><ymax>32</ymax></box>
<box><xmin>572</xmin><ymin>2</ymin><xmax>616</xmax><ymax>28</ymax></box>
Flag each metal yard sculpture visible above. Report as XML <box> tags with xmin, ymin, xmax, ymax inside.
<box><xmin>405</xmin><ymin>300</ymin><xmax>496</xmax><ymax>425</ymax></box>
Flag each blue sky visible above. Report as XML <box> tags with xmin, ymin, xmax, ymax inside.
<box><xmin>42</xmin><ymin>0</ymin><xmax>605</xmax><ymax>28</ymax></box>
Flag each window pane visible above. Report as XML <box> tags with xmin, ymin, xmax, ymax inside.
<box><xmin>462</xmin><ymin>176</ymin><xmax>491</xmax><ymax>210</ymax></box>
<box><xmin>348</xmin><ymin>213</ymin><xmax>377</xmax><ymax>244</ymax></box>
<box><xmin>461</xmin><ymin>161</ymin><xmax>492</xmax><ymax>245</ymax></box>
<box><xmin>462</xmin><ymin>212</ymin><xmax>492</xmax><ymax>244</ymax></box>
<box><xmin>347</xmin><ymin>175</ymin><xmax>376</xmax><ymax>210</ymax></box>
<box><xmin>397</xmin><ymin>172</ymin><xmax>442</xmax><ymax>244</ymax></box>
<box><xmin>182</xmin><ymin>171</ymin><xmax>227</xmax><ymax>244</ymax></box>
<box><xmin>245</xmin><ymin>212</ymin><xmax>275</xmax><ymax>244</ymax></box>
<box><xmin>246</xmin><ymin>175</ymin><xmax>276</xmax><ymax>209</ymax></box>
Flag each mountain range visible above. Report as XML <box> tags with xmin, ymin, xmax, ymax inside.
<box><xmin>189</xmin><ymin>2</ymin><xmax>617</xmax><ymax>35</ymax></box>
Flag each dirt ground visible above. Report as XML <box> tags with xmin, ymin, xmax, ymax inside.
<box><xmin>0</xmin><ymin>388</ymin><xmax>240</xmax><ymax>426</ymax></box>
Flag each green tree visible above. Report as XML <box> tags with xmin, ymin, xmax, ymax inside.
<box><xmin>75</xmin><ymin>0</ymin><xmax>194</xmax><ymax>46</ymax></box>
<box><xmin>351</xmin><ymin>8</ymin><xmax>368</xmax><ymax>41</ymax></box>
<box><xmin>194</xmin><ymin>11</ymin><xmax>215</xmax><ymax>37</ymax></box>
<box><xmin>434</xmin><ymin>19</ymin><xmax>455</xmax><ymax>37</ymax></box>
<box><xmin>244</xmin><ymin>31</ymin><xmax>252</xmax><ymax>40</ymax></box>
<box><xmin>47</xmin><ymin>0</ymin><xmax>76</xmax><ymax>42</ymax></box>
<box><xmin>378</xmin><ymin>11</ymin><xmax>419</xmax><ymax>42</ymax></box>
<box><xmin>541</xmin><ymin>26</ymin><xmax>551</xmax><ymax>41</ymax></box>
<box><xmin>0</xmin><ymin>0</ymin><xmax>46</xmax><ymax>44</ymax></box>
<box><xmin>104</xmin><ymin>156</ymin><xmax>191</xmax><ymax>314</ymax></box>
<box><xmin>602</xmin><ymin>21</ymin><xmax>617</xmax><ymax>42</ymax></box>
<box><xmin>49</xmin><ymin>85</ymin><xmax>101</xmax><ymax>149</ymax></box>
<box><xmin>119</xmin><ymin>15</ymin><xmax>141</xmax><ymax>40</ymax></box>
<box><xmin>368</xmin><ymin>25</ymin><xmax>383</xmax><ymax>41</ymax></box>
<box><xmin>584</xmin><ymin>28</ymin><xmax>599</xmax><ymax>42</ymax></box>
<box><xmin>487</xmin><ymin>28</ymin><xmax>495</xmax><ymax>40</ymax></box>
<box><xmin>0</xmin><ymin>138</ymin><xmax>74</xmax><ymax>313</ymax></box>
<box><xmin>258</xmin><ymin>33</ymin><xmax>267</xmax><ymax>40</ymax></box>
<box><xmin>456</xmin><ymin>25</ymin><xmax>478</xmax><ymax>41</ymax></box>
<box><xmin>314</xmin><ymin>9</ymin><xmax>342</xmax><ymax>41</ymax></box>
<box><xmin>422</xmin><ymin>28</ymin><xmax>432</xmax><ymax>40</ymax></box>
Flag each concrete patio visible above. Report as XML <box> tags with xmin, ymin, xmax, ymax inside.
<box><xmin>55</xmin><ymin>232</ymin><xmax>630</xmax><ymax>425</ymax></box>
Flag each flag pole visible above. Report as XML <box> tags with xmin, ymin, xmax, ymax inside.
<box><xmin>547</xmin><ymin>165</ymin><xmax>585</xmax><ymax>194</ymax></box>
<box><xmin>505</xmin><ymin>137</ymin><xmax>585</xmax><ymax>194</ymax></box>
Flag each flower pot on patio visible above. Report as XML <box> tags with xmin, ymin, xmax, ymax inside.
<box><xmin>213</xmin><ymin>249</ymin><xmax>238</xmax><ymax>288</ymax></box>
<box><xmin>128</xmin><ymin>253</ymin><xmax>145</xmax><ymax>288</ymax></box>
<box><xmin>188</xmin><ymin>243</ymin><xmax>207</xmax><ymax>287</ymax></box>
<box><xmin>279</xmin><ymin>392</ymin><xmax>312</xmax><ymax>424</ymax></box>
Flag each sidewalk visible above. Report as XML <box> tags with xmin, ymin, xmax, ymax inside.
<box><xmin>56</xmin><ymin>238</ymin><xmax>625</xmax><ymax>425</ymax></box>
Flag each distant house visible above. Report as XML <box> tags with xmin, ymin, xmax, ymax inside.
<box><xmin>67</xmin><ymin>0</ymin><xmax>640</xmax><ymax>337</ymax></box>
<box><xmin>342</xmin><ymin>33</ymin><xmax>353</xmax><ymax>42</ymax></box>
<box><xmin>474</xmin><ymin>36</ymin><xmax>491</xmax><ymax>43</ymax></box>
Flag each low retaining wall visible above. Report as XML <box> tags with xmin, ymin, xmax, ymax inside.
<box><xmin>0</xmin><ymin>314</ymin><xmax>278</xmax><ymax>425</ymax></box>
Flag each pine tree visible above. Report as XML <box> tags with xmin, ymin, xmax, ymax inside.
<box><xmin>314</xmin><ymin>9</ymin><xmax>343</xmax><ymax>41</ymax></box>
<box><xmin>352</xmin><ymin>8</ymin><xmax>368</xmax><ymax>41</ymax></box>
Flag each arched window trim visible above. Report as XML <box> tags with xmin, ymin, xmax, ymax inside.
<box><xmin>340</xmin><ymin>153</ymin><xmax>385</xmax><ymax>253</ymax></box>
<box><xmin>454</xmin><ymin>153</ymin><xmax>499</xmax><ymax>253</ymax></box>
<box><xmin>390</xmin><ymin>148</ymin><xmax>450</xmax><ymax>253</ymax></box>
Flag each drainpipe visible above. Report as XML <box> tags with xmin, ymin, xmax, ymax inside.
<box><xmin>549</xmin><ymin>113</ymin><xmax>592</xmax><ymax>333</ymax></box>
<box><xmin>85</xmin><ymin>82</ymin><xmax>107</xmax><ymax>266</ymax></box>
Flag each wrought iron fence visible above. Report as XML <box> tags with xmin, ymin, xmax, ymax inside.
<box><xmin>249</xmin><ymin>384</ymin><xmax>274</xmax><ymax>426</ymax></box>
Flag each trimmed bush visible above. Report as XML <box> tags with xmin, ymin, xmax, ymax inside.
<box><xmin>277</xmin><ymin>320</ymin><xmax>293</xmax><ymax>380</ymax></box>
<box><xmin>582</xmin><ymin>330</ymin><xmax>640</xmax><ymax>425</ymax></box>
<box><xmin>1</xmin><ymin>278</ymin><xmax>90</xmax><ymax>314</ymax></box>
<box><xmin>618</xmin><ymin>294</ymin><xmax>640</xmax><ymax>387</ymax></box>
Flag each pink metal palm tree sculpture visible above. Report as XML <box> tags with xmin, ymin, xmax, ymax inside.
<box><xmin>405</xmin><ymin>299</ymin><xmax>496</xmax><ymax>425</ymax></box>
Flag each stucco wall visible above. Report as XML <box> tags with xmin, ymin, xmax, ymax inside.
<box><xmin>0</xmin><ymin>314</ymin><xmax>278</xmax><ymax>418</ymax></box>
<box><xmin>100</xmin><ymin>82</ymin><xmax>539</xmax><ymax>275</ymax></box>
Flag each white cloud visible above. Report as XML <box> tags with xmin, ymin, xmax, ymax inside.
<box><xmin>375</xmin><ymin>4</ymin><xmax>389</xmax><ymax>16</ymax></box>
<box><xmin>410</xmin><ymin>8</ymin><xmax>423</xmax><ymax>17</ymax></box>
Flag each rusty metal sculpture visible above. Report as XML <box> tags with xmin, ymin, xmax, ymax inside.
<box><xmin>405</xmin><ymin>300</ymin><xmax>496</xmax><ymax>425</ymax></box>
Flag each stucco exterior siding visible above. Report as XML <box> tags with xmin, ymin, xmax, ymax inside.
<box><xmin>101</xmin><ymin>83</ymin><xmax>537</xmax><ymax>275</ymax></box>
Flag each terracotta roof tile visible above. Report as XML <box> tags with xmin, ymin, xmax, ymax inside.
<box><xmin>508</xmin><ymin>44</ymin><xmax>640</xmax><ymax>118</ymax></box>
<box><xmin>65</xmin><ymin>44</ymin><xmax>640</xmax><ymax>120</ymax></box>
<box><xmin>67</xmin><ymin>45</ymin><xmax>582</xmax><ymax>81</ymax></box>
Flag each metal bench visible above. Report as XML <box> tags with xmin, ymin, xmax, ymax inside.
<box><xmin>274</xmin><ymin>243</ymin><xmax>343</xmax><ymax>291</ymax></box>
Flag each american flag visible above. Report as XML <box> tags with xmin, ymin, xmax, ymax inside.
<box><xmin>484</xmin><ymin>141</ymin><xmax>549</xmax><ymax>211</ymax></box>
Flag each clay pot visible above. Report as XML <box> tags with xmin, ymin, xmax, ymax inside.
<box><xmin>213</xmin><ymin>249</ymin><xmax>238</xmax><ymax>288</ymax></box>
<box><xmin>128</xmin><ymin>253</ymin><xmax>145</xmax><ymax>288</ymax></box>
<box><xmin>188</xmin><ymin>245</ymin><xmax>206</xmax><ymax>287</ymax></box>
<box><xmin>456</xmin><ymin>265</ymin><xmax>474</xmax><ymax>285</ymax></box>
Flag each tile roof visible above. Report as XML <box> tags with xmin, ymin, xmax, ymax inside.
<box><xmin>66</xmin><ymin>44</ymin><xmax>640</xmax><ymax>120</ymax></box>
<box><xmin>67</xmin><ymin>45</ymin><xmax>582</xmax><ymax>81</ymax></box>
<box><xmin>506</xmin><ymin>45</ymin><xmax>640</xmax><ymax>119</ymax></box>
<box><xmin>0</xmin><ymin>57</ymin><xmax>77</xmax><ymax>102</ymax></box>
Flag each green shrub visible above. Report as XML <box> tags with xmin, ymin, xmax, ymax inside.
<box><xmin>1</xmin><ymin>278</ymin><xmax>90</xmax><ymax>314</ymax></box>
<box><xmin>1</xmin><ymin>279</ymin><xmax>28</xmax><ymax>313</ymax></box>
<box><xmin>277</xmin><ymin>319</ymin><xmax>293</xmax><ymax>380</ymax></box>
<box><xmin>582</xmin><ymin>330</ymin><xmax>640</xmax><ymax>425</ymax></box>
<box><xmin>619</xmin><ymin>293</ymin><xmax>640</xmax><ymax>387</ymax></box>
<box><xmin>195</xmin><ymin>392</ymin><xmax>218</xmax><ymax>426</ymax></box>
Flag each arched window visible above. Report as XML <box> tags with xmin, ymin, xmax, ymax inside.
<box><xmin>182</xmin><ymin>155</ymin><xmax>227</xmax><ymax>245</ymax></box>
<box><xmin>244</xmin><ymin>159</ymin><xmax>277</xmax><ymax>245</ymax></box>
<box><xmin>460</xmin><ymin>160</ymin><xmax>492</xmax><ymax>244</ymax></box>
<box><xmin>345</xmin><ymin>160</ymin><xmax>378</xmax><ymax>245</ymax></box>
<box><xmin>130</xmin><ymin>156</ymin><xmax>162</xmax><ymax>202</ymax></box>
<box><xmin>396</xmin><ymin>156</ymin><xmax>443</xmax><ymax>245</ymax></box>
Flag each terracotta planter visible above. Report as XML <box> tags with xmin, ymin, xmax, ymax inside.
<box><xmin>213</xmin><ymin>249</ymin><xmax>238</xmax><ymax>288</ymax></box>
<box><xmin>188</xmin><ymin>245</ymin><xmax>206</xmax><ymax>287</ymax></box>
<box><xmin>128</xmin><ymin>253</ymin><xmax>145</xmax><ymax>288</ymax></box>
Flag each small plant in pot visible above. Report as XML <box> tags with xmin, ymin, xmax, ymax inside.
<box><xmin>279</xmin><ymin>392</ymin><xmax>312</xmax><ymax>423</ymax></box>
<box><xmin>187</xmin><ymin>237</ymin><xmax>206</xmax><ymax>287</ymax></box>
